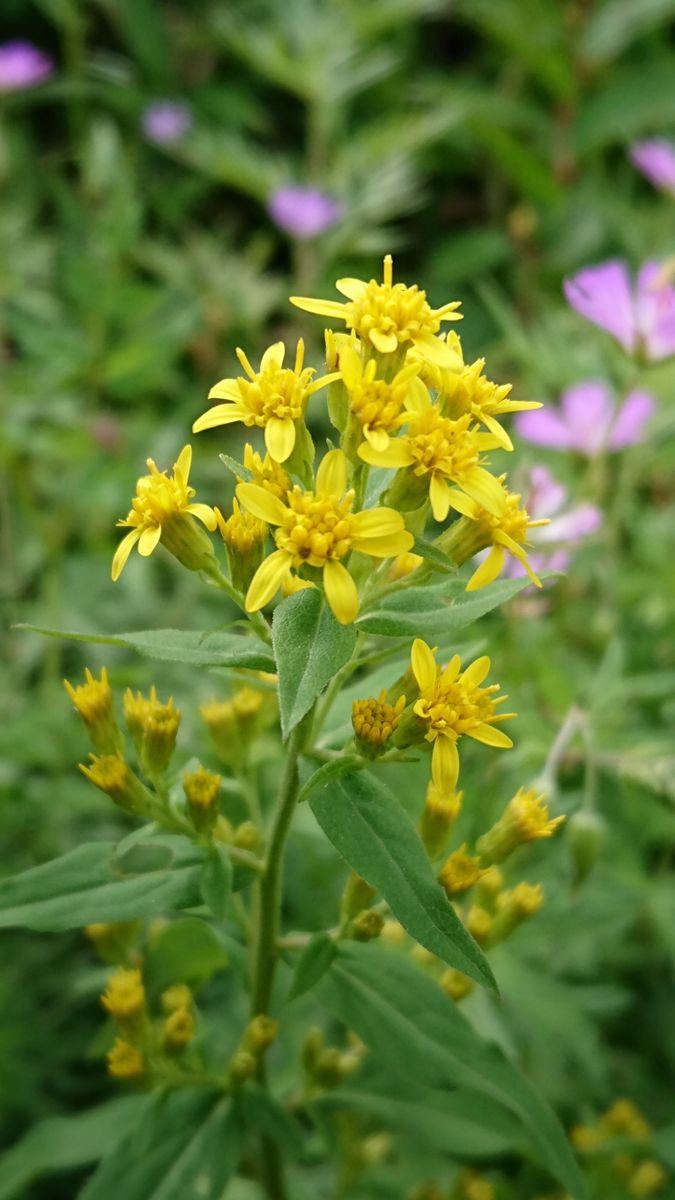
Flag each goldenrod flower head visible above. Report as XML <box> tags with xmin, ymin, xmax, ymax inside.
<box><xmin>477</xmin><ymin>786</ymin><xmax>565</xmax><ymax>863</ymax></box>
<box><xmin>237</xmin><ymin>448</ymin><xmax>413</xmax><ymax>624</ymax></box>
<box><xmin>101</xmin><ymin>967</ymin><xmax>145</xmax><ymax>1021</ymax></box>
<box><xmin>390</xmin><ymin>551</ymin><xmax>423</xmax><ymax>580</ymax></box>
<box><xmin>492</xmin><ymin>882</ymin><xmax>544</xmax><ymax>939</ymax></box>
<box><xmin>440</xmin><ymin>967</ymin><xmax>474</xmax><ymax>1002</ymax></box>
<box><xmin>79</xmin><ymin>751</ymin><xmax>149</xmax><ymax>815</ymax></box>
<box><xmin>439</xmin><ymin>334</ymin><xmax>541</xmax><ymax>451</ymax></box>
<box><xmin>359</xmin><ymin>391</ymin><xmax>504</xmax><ymax>522</ymax></box>
<box><xmin>161</xmin><ymin>983</ymin><xmax>193</xmax><ymax>1014</ymax></box>
<box><xmin>112</xmin><ymin>445</ymin><xmax>217</xmax><ymax>581</ymax></box>
<box><xmin>603</xmin><ymin>1099</ymin><xmax>651</xmax><ymax>1139</ymax></box>
<box><xmin>241</xmin><ymin>443</ymin><xmax>292</xmax><ymax>501</ymax></box>
<box><xmin>291</xmin><ymin>254</ymin><xmax>462</xmax><ymax>365</ymax></box>
<box><xmin>420</xmin><ymin>781</ymin><xmax>463</xmax><ymax>859</ymax></box>
<box><xmin>193</xmin><ymin>340</ymin><xmax>338</xmax><ymax>463</ymax></box>
<box><xmin>215</xmin><ymin>498</ymin><xmax>267</xmax><ymax>592</ymax></box>
<box><xmin>183</xmin><ymin>765</ymin><xmax>221</xmax><ymax>810</ymax></box>
<box><xmin>85</xmin><ymin>921</ymin><xmax>138</xmax><ymax>962</ymax></box>
<box><xmin>629</xmin><ymin>1160</ymin><xmax>667</xmax><ymax>1197</ymax></box>
<box><xmin>107</xmin><ymin>1038</ymin><xmax>144</xmax><ymax>1080</ymax></box>
<box><xmin>476</xmin><ymin>865</ymin><xmax>504</xmax><ymax>898</ymax></box>
<box><xmin>352</xmin><ymin>689</ymin><xmax>406</xmax><ymax>753</ymax></box>
<box><xmin>455</xmin><ymin>1168</ymin><xmax>496</xmax><ymax>1200</ymax></box>
<box><xmin>459</xmin><ymin>480</ymin><xmax>550</xmax><ymax>592</ymax></box>
<box><xmin>64</xmin><ymin>667</ymin><xmax>121</xmax><ymax>754</ymax></box>
<box><xmin>439</xmin><ymin>844</ymin><xmax>485</xmax><ymax>896</ymax></box>
<box><xmin>571</xmin><ymin>1123</ymin><xmax>606</xmax><ymax>1152</ymax></box>
<box><xmin>466</xmin><ymin>904</ymin><xmax>493</xmax><ymax>945</ymax></box>
<box><xmin>409</xmin><ymin>639</ymin><xmax>515</xmax><ymax>794</ymax></box>
<box><xmin>244</xmin><ymin>1013</ymin><xmax>280</xmax><ymax>1055</ymax></box>
<box><xmin>162</xmin><ymin>1006</ymin><xmax>195</xmax><ymax>1050</ymax></box>
<box><xmin>350</xmin><ymin>909</ymin><xmax>385</xmax><ymax>941</ymax></box>
<box><xmin>339</xmin><ymin>344</ymin><xmax>423</xmax><ymax>451</ymax></box>
<box><xmin>123</xmin><ymin>686</ymin><xmax>180</xmax><ymax>779</ymax></box>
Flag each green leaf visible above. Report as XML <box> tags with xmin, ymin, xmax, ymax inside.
<box><xmin>357</xmin><ymin>574</ymin><xmax>542</xmax><ymax>637</ymax></box>
<box><xmin>297</xmin><ymin>755</ymin><xmax>365</xmax><ymax>804</ymax></box>
<box><xmin>219</xmin><ymin>452</ymin><xmax>252</xmax><ymax>481</ymax></box>
<box><xmin>15</xmin><ymin>625</ymin><xmax>275</xmax><ymax>671</ymax></box>
<box><xmin>319</xmin><ymin>944</ymin><xmax>588</xmax><ymax>1200</ymax></box>
<box><xmin>273</xmin><ymin>590</ymin><xmax>357</xmax><ymax>739</ymax></box>
<box><xmin>310</xmin><ymin>770</ymin><xmax>495</xmax><ymax>989</ymax></box>
<box><xmin>80</xmin><ymin>1089</ymin><xmax>242</xmax><ymax>1200</ymax></box>
<box><xmin>0</xmin><ymin>1098</ymin><xmax>142</xmax><ymax>1200</ymax></box>
<box><xmin>199</xmin><ymin>846</ymin><xmax>233</xmax><ymax>920</ymax></box>
<box><xmin>146</xmin><ymin>918</ymin><xmax>229</xmax><ymax>990</ymax></box>
<box><xmin>0</xmin><ymin>840</ymin><xmax>207</xmax><ymax>931</ymax></box>
<box><xmin>411</xmin><ymin>536</ymin><xmax>457</xmax><ymax>574</ymax></box>
<box><xmin>288</xmin><ymin>931</ymin><xmax>337</xmax><ymax>1001</ymax></box>
<box><xmin>236</xmin><ymin>1086</ymin><xmax>304</xmax><ymax>1158</ymax></box>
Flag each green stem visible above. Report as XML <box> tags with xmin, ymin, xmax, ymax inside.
<box><xmin>209</xmin><ymin>565</ymin><xmax>272</xmax><ymax>644</ymax></box>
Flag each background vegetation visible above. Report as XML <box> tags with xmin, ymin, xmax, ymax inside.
<box><xmin>2</xmin><ymin>0</ymin><xmax>675</xmax><ymax>1197</ymax></box>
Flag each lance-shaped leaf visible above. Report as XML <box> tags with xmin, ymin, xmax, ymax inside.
<box><xmin>273</xmin><ymin>589</ymin><xmax>357</xmax><ymax>739</ymax></box>
<box><xmin>16</xmin><ymin>625</ymin><xmax>275</xmax><ymax>671</ymax></box>
<box><xmin>357</xmin><ymin>574</ymin><xmax>551</xmax><ymax>637</ymax></box>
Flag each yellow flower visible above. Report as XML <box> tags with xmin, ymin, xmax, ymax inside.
<box><xmin>419</xmin><ymin>781</ymin><xmax>462</xmax><ymax>859</ymax></box>
<box><xmin>439</xmin><ymin>331</ymin><xmax>542</xmax><ymax>451</ymax></box>
<box><xmin>339</xmin><ymin>344</ymin><xmax>423</xmax><ymax>451</ymax></box>
<box><xmin>628</xmin><ymin>1160</ymin><xmax>667</xmax><ymax>1198</ymax></box>
<box><xmin>390</xmin><ymin>551</ymin><xmax>423</xmax><ymax>580</ymax></box>
<box><xmin>438</xmin><ymin>844</ymin><xmax>485</xmax><ymax>895</ymax></box>
<box><xmin>192</xmin><ymin>340</ymin><xmax>338</xmax><ymax>463</ymax></box>
<box><xmin>236</xmin><ymin>449</ymin><xmax>413</xmax><ymax>624</ymax></box>
<box><xmin>64</xmin><ymin>667</ymin><xmax>121</xmax><ymax>754</ymax></box>
<box><xmin>491</xmin><ymin>882</ymin><xmax>544</xmax><ymax>940</ymax></box>
<box><xmin>409</xmin><ymin>639</ymin><xmax>515</xmax><ymax>794</ymax></box>
<box><xmin>183</xmin><ymin>765</ymin><xmax>221</xmax><ymax>810</ymax></box>
<box><xmin>162</xmin><ymin>1006</ymin><xmax>195</xmax><ymax>1050</ymax></box>
<box><xmin>242</xmin><ymin>444</ymin><xmax>292</xmax><ymax>501</ymax></box>
<box><xmin>107</xmin><ymin>1038</ymin><xmax>144</xmax><ymax>1080</ymax></box>
<box><xmin>79</xmin><ymin>751</ymin><xmax>150</xmax><ymax>815</ymax></box>
<box><xmin>466</xmin><ymin>904</ymin><xmax>493</xmax><ymax>945</ymax></box>
<box><xmin>477</xmin><ymin>786</ymin><xmax>565</xmax><ymax>863</ymax></box>
<box><xmin>123</xmin><ymin>686</ymin><xmax>181</xmax><ymax>779</ymax></box>
<box><xmin>101</xmin><ymin>967</ymin><xmax>145</xmax><ymax>1020</ymax></box>
<box><xmin>161</xmin><ymin>983</ymin><xmax>193</xmax><ymax>1014</ymax></box>
<box><xmin>455</xmin><ymin>1168</ymin><xmax>496</xmax><ymax>1200</ymax></box>
<box><xmin>291</xmin><ymin>254</ymin><xmax>462</xmax><ymax>365</ymax></box>
<box><xmin>440</xmin><ymin>968</ymin><xmax>474</xmax><ymax>1002</ymax></box>
<box><xmin>215</xmin><ymin>499</ymin><xmax>267</xmax><ymax>592</ymax></box>
<box><xmin>460</xmin><ymin>482</ymin><xmax>550</xmax><ymax>591</ymax></box>
<box><xmin>352</xmin><ymin>690</ymin><xmax>406</xmax><ymax>753</ymax></box>
<box><xmin>112</xmin><ymin>445</ymin><xmax>216</xmax><ymax>581</ymax></box>
<box><xmin>602</xmin><ymin>1099</ymin><xmax>651</xmax><ymax>1139</ymax></box>
<box><xmin>359</xmin><ymin>388</ymin><xmax>504</xmax><ymax>522</ymax></box>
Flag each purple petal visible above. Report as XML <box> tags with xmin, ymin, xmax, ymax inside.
<box><xmin>563</xmin><ymin>260</ymin><xmax>636</xmax><ymax>353</ymax></box>
<box><xmin>560</xmin><ymin>381</ymin><xmax>615</xmax><ymax>456</ymax></box>
<box><xmin>514</xmin><ymin>408</ymin><xmax>573</xmax><ymax>450</ymax></box>
<box><xmin>267</xmin><ymin>186</ymin><xmax>342</xmax><ymax>239</ymax></box>
<box><xmin>630</xmin><ymin>139</ymin><xmax>675</xmax><ymax>193</ymax></box>
<box><xmin>542</xmin><ymin>503</ymin><xmax>603</xmax><ymax>544</ymax></box>
<box><xmin>528</xmin><ymin>466</ymin><xmax>568</xmax><ymax>518</ymax></box>
<box><xmin>635</xmin><ymin>261</ymin><xmax>675</xmax><ymax>362</ymax></box>
<box><xmin>0</xmin><ymin>40</ymin><xmax>53</xmax><ymax>91</ymax></box>
<box><xmin>141</xmin><ymin>101</ymin><xmax>191</xmax><ymax>144</ymax></box>
<box><xmin>609</xmin><ymin>389</ymin><xmax>655</xmax><ymax>449</ymax></box>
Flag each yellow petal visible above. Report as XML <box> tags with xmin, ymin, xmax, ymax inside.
<box><xmin>245</xmin><ymin>550</ymin><xmax>292</xmax><ymax>612</ymax></box>
<box><xmin>429</xmin><ymin>473</ymin><xmax>450</xmax><ymax>522</ymax></box>
<box><xmin>364</xmin><ymin>426</ymin><xmax>390</xmax><ymax>453</ymax></box>
<box><xmin>193</xmin><ymin>404</ymin><xmax>245</xmax><ymax>433</ymax></box>
<box><xmin>351</xmin><ymin>507</ymin><xmax>405</xmax><ymax>538</ymax></box>
<box><xmin>403</xmin><ymin>376</ymin><xmax>432</xmax><ymax>413</ymax></box>
<box><xmin>339</xmin><ymin>344</ymin><xmax>363</xmax><ymax>390</ymax></box>
<box><xmin>466</xmin><ymin>544</ymin><xmax>505</xmax><ymax>592</ymax></box>
<box><xmin>413</xmin><ymin>334</ymin><xmax>463</xmax><ymax>367</ymax></box>
<box><xmin>462</xmin><ymin>468</ymin><xmax>506</xmax><ymax>518</ymax></box>
<box><xmin>138</xmin><ymin>523</ymin><xmax>162</xmax><ymax>557</ymax></box>
<box><xmin>446</xmin><ymin>489</ymin><xmax>479</xmax><ymax>518</ymax></box>
<box><xmin>307</xmin><ymin>370</ymin><xmax>341</xmax><ymax>395</ymax></box>
<box><xmin>411</xmin><ymin>639</ymin><xmax>437</xmax><ymax>692</ymax></box>
<box><xmin>290</xmin><ymin>296</ymin><xmax>348</xmax><ymax>319</ymax></box>
<box><xmin>186</xmin><ymin>502</ymin><xmax>218</xmax><ymax>531</ymax></box>
<box><xmin>236</xmin><ymin>483</ymin><xmax>286</xmax><ymax>525</ymax></box>
<box><xmin>480</xmin><ymin>411</ymin><xmax>513</xmax><ymax>451</ymax></box>
<box><xmin>432</xmin><ymin>734</ymin><xmax>460</xmax><ymax>794</ymax></box>
<box><xmin>111</xmin><ymin>529</ymin><xmax>141</xmax><ymax>581</ymax></box>
<box><xmin>467</xmin><ymin>724</ymin><xmax>514</xmax><ymax>749</ymax></box>
<box><xmin>462</xmin><ymin>656</ymin><xmax>491</xmax><ymax>687</ymax></box>
<box><xmin>358</xmin><ymin>440</ymin><xmax>413</xmax><ymax>469</ymax></box>
<box><xmin>265</xmin><ymin>417</ymin><xmax>296</xmax><ymax>463</ymax></box>
<box><xmin>207</xmin><ymin>379</ymin><xmax>243</xmax><ymax>402</ymax></box>
<box><xmin>323</xmin><ymin>559</ymin><xmax>359</xmax><ymax>624</ymax></box>
<box><xmin>174</xmin><ymin>444</ymin><xmax>192</xmax><ymax>483</ymax></box>
<box><xmin>439</xmin><ymin>655</ymin><xmax>461</xmax><ymax>687</ymax></box>
<box><xmin>336</xmin><ymin>277</ymin><xmax>367</xmax><ymax>301</ymax></box>
<box><xmin>260</xmin><ymin>341</ymin><xmax>285</xmax><ymax>371</ymax></box>
<box><xmin>369</xmin><ymin>328</ymin><xmax>399</xmax><ymax>354</ymax></box>
<box><xmin>351</xmin><ymin>530</ymin><xmax>414</xmax><ymax>557</ymax></box>
<box><xmin>316</xmin><ymin>449</ymin><xmax>347</xmax><ymax>497</ymax></box>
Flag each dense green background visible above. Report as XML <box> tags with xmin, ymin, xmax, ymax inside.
<box><xmin>2</xmin><ymin>1</ymin><xmax>675</xmax><ymax>1197</ymax></box>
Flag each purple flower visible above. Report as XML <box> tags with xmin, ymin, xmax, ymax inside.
<box><xmin>500</xmin><ymin>466</ymin><xmax>602</xmax><ymax>582</ymax></box>
<box><xmin>563</xmin><ymin>259</ymin><xmax>675</xmax><ymax>361</ymax></box>
<box><xmin>0</xmin><ymin>41</ymin><xmax>53</xmax><ymax>92</ymax></box>
<box><xmin>630</xmin><ymin>139</ymin><xmax>675</xmax><ymax>194</ymax></box>
<box><xmin>515</xmin><ymin>381</ymin><xmax>655</xmax><ymax>456</ymax></box>
<box><xmin>141</xmin><ymin>101</ymin><xmax>191</xmax><ymax>145</ymax></box>
<box><xmin>267</xmin><ymin>186</ymin><xmax>342</xmax><ymax>239</ymax></box>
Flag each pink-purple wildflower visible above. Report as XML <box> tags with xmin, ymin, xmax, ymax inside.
<box><xmin>515</xmin><ymin>381</ymin><xmax>654</xmax><ymax>457</ymax></box>
<box><xmin>564</xmin><ymin>260</ymin><xmax>675</xmax><ymax>361</ymax></box>
<box><xmin>267</xmin><ymin>186</ymin><xmax>342</xmax><ymax>239</ymax></box>
<box><xmin>0</xmin><ymin>41</ymin><xmax>53</xmax><ymax>92</ymax></box>
<box><xmin>630</xmin><ymin>139</ymin><xmax>675</xmax><ymax>194</ymax></box>
<box><xmin>141</xmin><ymin>101</ymin><xmax>192</xmax><ymax>145</ymax></box>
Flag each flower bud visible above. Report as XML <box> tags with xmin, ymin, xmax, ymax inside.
<box><xmin>79</xmin><ymin>752</ymin><xmax>152</xmax><ymax>816</ymax></box>
<box><xmin>567</xmin><ymin>809</ymin><xmax>605</xmax><ymax>884</ymax></box>
<box><xmin>162</xmin><ymin>1006</ymin><xmax>195</xmax><ymax>1051</ymax></box>
<box><xmin>476</xmin><ymin>787</ymin><xmax>565</xmax><ymax>864</ymax></box>
<box><xmin>160</xmin><ymin>511</ymin><xmax>218</xmax><ymax>576</ymax></box>
<box><xmin>466</xmin><ymin>904</ymin><xmax>493</xmax><ymax>946</ymax></box>
<box><xmin>215</xmin><ymin>500</ymin><xmax>267</xmax><ymax>593</ymax></box>
<box><xmin>123</xmin><ymin>687</ymin><xmax>181</xmax><ymax>782</ymax></box>
<box><xmin>420</xmin><ymin>782</ymin><xmax>462</xmax><ymax>859</ymax></box>
<box><xmin>243</xmin><ymin>1014</ymin><xmax>279</xmax><ymax>1056</ymax></box>
<box><xmin>628</xmin><ymin>1160</ymin><xmax>667</xmax><ymax>1198</ymax></box>
<box><xmin>160</xmin><ymin>983</ymin><xmax>193</xmax><ymax>1014</ymax></box>
<box><xmin>107</xmin><ymin>1038</ymin><xmax>144</xmax><ymax>1080</ymax></box>
<box><xmin>229</xmin><ymin>1049</ymin><xmax>257</xmax><ymax>1084</ymax></box>
<box><xmin>438</xmin><ymin>845</ymin><xmax>485</xmax><ymax>896</ymax></box>
<box><xmin>341</xmin><ymin>872</ymin><xmax>377</xmax><ymax>920</ymax></box>
<box><xmin>490</xmin><ymin>882</ymin><xmax>543</xmax><ymax>942</ymax></box>
<box><xmin>85</xmin><ymin>921</ymin><xmax>139</xmax><ymax>963</ymax></box>
<box><xmin>183</xmin><ymin>766</ymin><xmax>221</xmax><ymax>833</ymax></box>
<box><xmin>440</xmin><ymin>968</ymin><xmax>474</xmax><ymax>1002</ymax></box>
<box><xmin>349</xmin><ymin>909</ymin><xmax>384</xmax><ymax>942</ymax></box>
<box><xmin>101</xmin><ymin>967</ymin><xmax>145</xmax><ymax>1024</ymax></box>
<box><xmin>64</xmin><ymin>668</ymin><xmax>122</xmax><ymax>754</ymax></box>
<box><xmin>200</xmin><ymin>687</ymin><xmax>267</xmax><ymax>767</ymax></box>
<box><xmin>352</xmin><ymin>690</ymin><xmax>406</xmax><ymax>758</ymax></box>
<box><xmin>233</xmin><ymin>820</ymin><xmax>260</xmax><ymax>850</ymax></box>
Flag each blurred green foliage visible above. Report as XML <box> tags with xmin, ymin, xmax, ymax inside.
<box><xmin>2</xmin><ymin>0</ymin><xmax>675</xmax><ymax>1197</ymax></box>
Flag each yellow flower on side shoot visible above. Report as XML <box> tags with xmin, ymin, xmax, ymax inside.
<box><xmin>291</xmin><ymin>254</ymin><xmax>462</xmax><ymax>366</ymax></box>
<box><xmin>352</xmin><ymin>690</ymin><xmax>406</xmax><ymax>755</ymax></box>
<box><xmin>477</xmin><ymin>786</ymin><xmax>565</xmax><ymax>863</ymax></box>
<box><xmin>359</xmin><ymin>388</ymin><xmax>504</xmax><ymax>522</ymax></box>
<box><xmin>192</xmin><ymin>340</ymin><xmax>338</xmax><ymax>463</ymax></box>
<box><xmin>241</xmin><ymin>444</ymin><xmax>291</xmax><ymax>502</ymax></box>
<box><xmin>63</xmin><ymin>667</ymin><xmax>121</xmax><ymax>754</ymax></box>
<box><xmin>101</xmin><ymin>967</ymin><xmax>145</xmax><ymax>1021</ymax></box>
<box><xmin>408</xmin><ymin>639</ymin><xmax>515</xmax><ymax>793</ymax></box>
<box><xmin>236</xmin><ymin>449</ymin><xmax>413</xmax><ymax>624</ymax></box>
<box><xmin>112</xmin><ymin>445</ymin><xmax>216</xmax><ymax>581</ymax></box>
<box><xmin>439</xmin><ymin>479</ymin><xmax>549</xmax><ymax>590</ymax></box>
<box><xmin>439</xmin><ymin>331</ymin><xmax>542</xmax><ymax>451</ymax></box>
<box><xmin>338</xmin><ymin>344</ymin><xmax>423</xmax><ymax>452</ymax></box>
<box><xmin>107</xmin><ymin>1039</ymin><xmax>144</xmax><ymax>1080</ymax></box>
<box><xmin>438</xmin><ymin>844</ymin><xmax>485</xmax><ymax>896</ymax></box>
